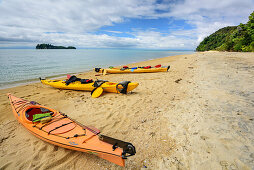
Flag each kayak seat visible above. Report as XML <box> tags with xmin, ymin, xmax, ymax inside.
<box><xmin>25</xmin><ymin>107</ymin><xmax>54</xmax><ymax>121</ymax></box>
<box><xmin>26</xmin><ymin>108</ymin><xmax>42</xmax><ymax>121</ymax></box>
<box><xmin>65</xmin><ymin>75</ymin><xmax>93</xmax><ymax>85</ymax></box>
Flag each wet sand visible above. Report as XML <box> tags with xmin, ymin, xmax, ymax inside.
<box><xmin>0</xmin><ymin>51</ymin><xmax>253</xmax><ymax>169</ymax></box>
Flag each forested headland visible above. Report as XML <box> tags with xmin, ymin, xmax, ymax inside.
<box><xmin>196</xmin><ymin>12</ymin><xmax>254</xmax><ymax>52</ymax></box>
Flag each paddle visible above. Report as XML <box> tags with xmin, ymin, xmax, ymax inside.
<box><xmin>91</xmin><ymin>87</ymin><xmax>103</xmax><ymax>98</ymax></box>
<box><xmin>103</xmin><ymin>69</ymin><xmax>107</xmax><ymax>75</ymax></box>
<box><xmin>91</xmin><ymin>80</ymin><xmax>106</xmax><ymax>98</ymax></box>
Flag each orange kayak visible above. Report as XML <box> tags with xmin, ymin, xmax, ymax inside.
<box><xmin>7</xmin><ymin>94</ymin><xmax>136</xmax><ymax>166</ymax></box>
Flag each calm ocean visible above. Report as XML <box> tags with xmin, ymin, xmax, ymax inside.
<box><xmin>0</xmin><ymin>49</ymin><xmax>193</xmax><ymax>89</ymax></box>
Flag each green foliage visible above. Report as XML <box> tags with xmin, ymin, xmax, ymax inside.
<box><xmin>233</xmin><ymin>43</ymin><xmax>242</xmax><ymax>51</ymax></box>
<box><xmin>36</xmin><ymin>44</ymin><xmax>76</xmax><ymax>49</ymax></box>
<box><xmin>196</xmin><ymin>11</ymin><xmax>254</xmax><ymax>52</ymax></box>
<box><xmin>251</xmin><ymin>41</ymin><xmax>254</xmax><ymax>50</ymax></box>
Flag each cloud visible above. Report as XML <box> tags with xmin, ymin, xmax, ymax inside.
<box><xmin>104</xmin><ymin>30</ymin><xmax>123</xmax><ymax>34</ymax></box>
<box><xmin>167</xmin><ymin>0</ymin><xmax>254</xmax><ymax>42</ymax></box>
<box><xmin>0</xmin><ymin>0</ymin><xmax>253</xmax><ymax>49</ymax></box>
<box><xmin>0</xmin><ymin>0</ymin><xmax>157</xmax><ymax>33</ymax></box>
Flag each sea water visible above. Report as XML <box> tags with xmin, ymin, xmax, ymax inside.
<box><xmin>0</xmin><ymin>49</ymin><xmax>193</xmax><ymax>89</ymax></box>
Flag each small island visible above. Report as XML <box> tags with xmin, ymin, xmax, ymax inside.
<box><xmin>36</xmin><ymin>44</ymin><xmax>76</xmax><ymax>49</ymax></box>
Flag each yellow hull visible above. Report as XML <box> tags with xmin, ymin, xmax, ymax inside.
<box><xmin>95</xmin><ymin>66</ymin><xmax>170</xmax><ymax>74</ymax></box>
<box><xmin>41</xmin><ymin>79</ymin><xmax>139</xmax><ymax>93</ymax></box>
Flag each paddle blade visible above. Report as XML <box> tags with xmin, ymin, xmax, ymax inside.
<box><xmin>67</xmin><ymin>74</ymin><xmax>71</xmax><ymax>79</ymax></box>
<box><xmin>91</xmin><ymin>87</ymin><xmax>103</xmax><ymax>98</ymax></box>
<box><xmin>103</xmin><ymin>69</ymin><xmax>107</xmax><ymax>75</ymax></box>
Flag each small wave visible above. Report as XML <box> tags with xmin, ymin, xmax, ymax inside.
<box><xmin>0</xmin><ymin>72</ymin><xmax>77</xmax><ymax>90</ymax></box>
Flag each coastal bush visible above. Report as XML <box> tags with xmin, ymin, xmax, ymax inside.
<box><xmin>196</xmin><ymin>11</ymin><xmax>254</xmax><ymax>52</ymax></box>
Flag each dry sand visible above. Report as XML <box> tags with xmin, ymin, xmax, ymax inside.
<box><xmin>0</xmin><ymin>52</ymin><xmax>253</xmax><ymax>169</ymax></box>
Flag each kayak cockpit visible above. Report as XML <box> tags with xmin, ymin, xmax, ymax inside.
<box><xmin>25</xmin><ymin>106</ymin><xmax>55</xmax><ymax>122</ymax></box>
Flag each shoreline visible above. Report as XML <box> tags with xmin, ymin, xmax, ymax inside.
<box><xmin>0</xmin><ymin>54</ymin><xmax>186</xmax><ymax>91</ymax></box>
<box><xmin>1</xmin><ymin>51</ymin><xmax>253</xmax><ymax>169</ymax></box>
<box><xmin>0</xmin><ymin>53</ymin><xmax>188</xmax><ymax>122</ymax></box>
<box><xmin>0</xmin><ymin>50</ymin><xmax>194</xmax><ymax>90</ymax></box>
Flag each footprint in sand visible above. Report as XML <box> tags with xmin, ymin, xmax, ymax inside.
<box><xmin>1</xmin><ymin>162</ymin><xmax>12</xmax><ymax>169</ymax></box>
<box><xmin>220</xmin><ymin>160</ymin><xmax>229</xmax><ymax>169</ymax></box>
<box><xmin>220</xmin><ymin>161</ymin><xmax>238</xmax><ymax>170</ymax></box>
<box><xmin>200</xmin><ymin>136</ymin><xmax>209</xmax><ymax>141</ymax></box>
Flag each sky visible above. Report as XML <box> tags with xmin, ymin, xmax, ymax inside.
<box><xmin>0</xmin><ymin>0</ymin><xmax>253</xmax><ymax>50</ymax></box>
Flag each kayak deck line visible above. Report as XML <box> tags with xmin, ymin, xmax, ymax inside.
<box><xmin>23</xmin><ymin>122</ymin><xmax>123</xmax><ymax>158</ymax></box>
<box><xmin>32</xmin><ymin>121</ymin><xmax>87</xmax><ymax>140</ymax></box>
<box><xmin>39</xmin><ymin>115</ymin><xmax>66</xmax><ymax>130</ymax></box>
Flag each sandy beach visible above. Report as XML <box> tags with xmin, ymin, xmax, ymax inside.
<box><xmin>0</xmin><ymin>52</ymin><xmax>253</xmax><ymax>169</ymax></box>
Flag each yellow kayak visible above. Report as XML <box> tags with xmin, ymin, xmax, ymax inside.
<box><xmin>40</xmin><ymin>78</ymin><xmax>139</xmax><ymax>94</ymax></box>
<box><xmin>94</xmin><ymin>65</ymin><xmax>170</xmax><ymax>74</ymax></box>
